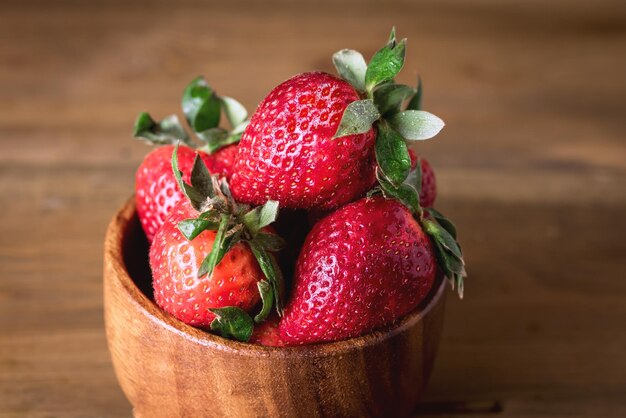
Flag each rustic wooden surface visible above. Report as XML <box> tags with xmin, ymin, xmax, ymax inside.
<box><xmin>1</xmin><ymin>0</ymin><xmax>625</xmax><ymax>417</ymax></box>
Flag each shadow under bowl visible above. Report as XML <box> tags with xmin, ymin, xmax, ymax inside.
<box><xmin>104</xmin><ymin>198</ymin><xmax>447</xmax><ymax>418</ymax></box>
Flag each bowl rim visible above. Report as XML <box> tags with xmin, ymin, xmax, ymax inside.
<box><xmin>105</xmin><ymin>197</ymin><xmax>447</xmax><ymax>358</ymax></box>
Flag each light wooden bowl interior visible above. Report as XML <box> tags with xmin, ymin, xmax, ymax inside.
<box><xmin>104</xmin><ymin>198</ymin><xmax>447</xmax><ymax>418</ymax></box>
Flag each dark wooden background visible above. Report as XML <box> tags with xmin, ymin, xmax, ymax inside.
<box><xmin>1</xmin><ymin>0</ymin><xmax>625</xmax><ymax>416</ymax></box>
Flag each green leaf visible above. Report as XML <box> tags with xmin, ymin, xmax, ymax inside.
<box><xmin>388</xmin><ymin>110</ymin><xmax>445</xmax><ymax>141</ymax></box>
<box><xmin>242</xmin><ymin>207</ymin><xmax>261</xmax><ymax>234</ymax></box>
<box><xmin>366</xmin><ymin>187</ymin><xmax>382</xmax><ymax>198</ymax></box>
<box><xmin>333</xmin><ymin>99</ymin><xmax>380</xmax><ymax>139</ymax></box>
<box><xmin>218</xmin><ymin>176</ymin><xmax>234</xmax><ymax>201</ymax></box>
<box><xmin>258</xmin><ymin>200</ymin><xmax>279</xmax><ymax>229</ymax></box>
<box><xmin>376</xmin><ymin>169</ymin><xmax>421</xmax><ymax>215</ymax></box>
<box><xmin>177</xmin><ymin>218</ymin><xmax>219</xmax><ymax>240</ymax></box>
<box><xmin>253</xmin><ymin>232</ymin><xmax>287</xmax><ymax>252</ymax></box>
<box><xmin>431</xmin><ymin>238</ymin><xmax>464</xmax><ymax>278</ymax></box>
<box><xmin>220</xmin><ymin>96</ymin><xmax>248</xmax><ymax>128</ymax></box>
<box><xmin>431</xmin><ymin>237</ymin><xmax>466</xmax><ymax>301</ymax></box>
<box><xmin>415</xmin><ymin>158</ymin><xmax>423</xmax><ymax>194</ymax></box>
<box><xmin>190</xmin><ymin>154</ymin><xmax>213</xmax><ymax>196</ymax></box>
<box><xmin>197</xmin><ymin>128</ymin><xmax>242</xmax><ymax>154</ymax></box>
<box><xmin>222</xmin><ymin>225</ymin><xmax>244</xmax><ymax>254</ymax></box>
<box><xmin>232</xmin><ymin>119</ymin><xmax>249</xmax><ymax>134</ymax></box>
<box><xmin>197</xmin><ymin>207</ymin><xmax>226</xmax><ymax>224</ymax></box>
<box><xmin>332</xmin><ymin>49</ymin><xmax>367</xmax><ymax>92</ymax></box>
<box><xmin>198</xmin><ymin>208</ymin><xmax>222</xmax><ymax>222</ymax></box>
<box><xmin>209</xmin><ymin>307</ymin><xmax>254</xmax><ymax>342</ymax></box>
<box><xmin>196</xmin><ymin>127</ymin><xmax>227</xmax><ymax>145</ymax></box>
<box><xmin>248</xmin><ymin>240</ymin><xmax>284</xmax><ymax>316</ymax></box>
<box><xmin>133</xmin><ymin>112</ymin><xmax>192</xmax><ymax>146</ymax></box>
<box><xmin>405</xmin><ymin>156</ymin><xmax>423</xmax><ymax>195</ymax></box>
<box><xmin>425</xmin><ymin>207</ymin><xmax>457</xmax><ymax>239</ymax></box>
<box><xmin>375</xmin><ymin>121</ymin><xmax>411</xmax><ymax>187</ymax></box>
<box><xmin>387</xmin><ymin>27</ymin><xmax>397</xmax><ymax>46</ymax></box>
<box><xmin>171</xmin><ymin>143</ymin><xmax>185</xmax><ymax>190</ymax></box>
<box><xmin>456</xmin><ymin>273</ymin><xmax>465</xmax><ymax>299</ymax></box>
<box><xmin>254</xmin><ymin>281</ymin><xmax>274</xmax><ymax>323</ymax></box>
<box><xmin>171</xmin><ymin>144</ymin><xmax>206</xmax><ymax>210</ymax></box>
<box><xmin>407</xmin><ymin>76</ymin><xmax>423</xmax><ymax>110</ymax></box>
<box><xmin>373</xmin><ymin>83</ymin><xmax>415</xmax><ymax>115</ymax></box>
<box><xmin>422</xmin><ymin>219</ymin><xmax>463</xmax><ymax>262</ymax></box>
<box><xmin>365</xmin><ymin>38</ymin><xmax>406</xmax><ymax>91</ymax></box>
<box><xmin>422</xmin><ymin>209</ymin><xmax>466</xmax><ymax>299</ymax></box>
<box><xmin>198</xmin><ymin>214</ymin><xmax>230</xmax><ymax>277</ymax></box>
<box><xmin>182</xmin><ymin>76</ymin><xmax>221</xmax><ymax>133</ymax></box>
<box><xmin>133</xmin><ymin>112</ymin><xmax>155</xmax><ymax>136</ymax></box>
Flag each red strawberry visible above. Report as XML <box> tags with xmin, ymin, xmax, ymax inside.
<box><xmin>150</xmin><ymin>199</ymin><xmax>264</xmax><ymax>328</ymax></box>
<box><xmin>408</xmin><ymin>149</ymin><xmax>437</xmax><ymax>207</ymax></box>
<box><xmin>249</xmin><ymin>315</ymin><xmax>285</xmax><ymax>346</ymax></box>
<box><xmin>230</xmin><ymin>72</ymin><xmax>377</xmax><ymax>210</ymax></box>
<box><xmin>204</xmin><ymin>144</ymin><xmax>238</xmax><ymax>179</ymax></box>
<box><xmin>148</xmin><ymin>145</ymin><xmax>286</xmax><ymax>342</ymax></box>
<box><xmin>135</xmin><ymin>144</ymin><xmax>237</xmax><ymax>242</ymax></box>
<box><xmin>278</xmin><ymin>196</ymin><xmax>437</xmax><ymax>345</ymax></box>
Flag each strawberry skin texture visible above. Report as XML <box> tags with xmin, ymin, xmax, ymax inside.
<box><xmin>149</xmin><ymin>199</ymin><xmax>263</xmax><ymax>328</ymax></box>
<box><xmin>230</xmin><ymin>72</ymin><xmax>377</xmax><ymax>210</ymax></box>
<box><xmin>408</xmin><ymin>149</ymin><xmax>437</xmax><ymax>208</ymax></box>
<box><xmin>136</xmin><ymin>144</ymin><xmax>237</xmax><ymax>242</ymax></box>
<box><xmin>249</xmin><ymin>315</ymin><xmax>286</xmax><ymax>346</ymax></box>
<box><xmin>278</xmin><ymin>196</ymin><xmax>437</xmax><ymax>345</ymax></box>
<box><xmin>206</xmin><ymin>143</ymin><xmax>238</xmax><ymax>178</ymax></box>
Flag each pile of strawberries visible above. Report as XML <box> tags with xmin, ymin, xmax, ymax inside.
<box><xmin>133</xmin><ymin>29</ymin><xmax>466</xmax><ymax>346</ymax></box>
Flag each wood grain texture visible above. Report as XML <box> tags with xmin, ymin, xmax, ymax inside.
<box><xmin>104</xmin><ymin>198</ymin><xmax>447</xmax><ymax>418</ymax></box>
<box><xmin>1</xmin><ymin>0</ymin><xmax>626</xmax><ymax>417</ymax></box>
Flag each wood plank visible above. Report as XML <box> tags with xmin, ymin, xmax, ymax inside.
<box><xmin>1</xmin><ymin>0</ymin><xmax>625</xmax><ymax>416</ymax></box>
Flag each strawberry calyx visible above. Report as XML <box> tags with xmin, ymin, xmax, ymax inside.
<box><xmin>171</xmin><ymin>143</ymin><xmax>286</xmax><ymax>341</ymax></box>
<box><xmin>209</xmin><ymin>307</ymin><xmax>255</xmax><ymax>342</ymax></box>
<box><xmin>333</xmin><ymin>28</ymin><xmax>465</xmax><ymax>297</ymax></box>
<box><xmin>374</xmin><ymin>159</ymin><xmax>467</xmax><ymax>298</ymax></box>
<box><xmin>133</xmin><ymin>76</ymin><xmax>249</xmax><ymax>154</ymax></box>
<box><xmin>332</xmin><ymin>27</ymin><xmax>444</xmax><ymax>191</ymax></box>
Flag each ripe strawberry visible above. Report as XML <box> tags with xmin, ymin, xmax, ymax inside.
<box><xmin>230</xmin><ymin>72</ymin><xmax>377</xmax><ymax>210</ymax></box>
<box><xmin>278</xmin><ymin>196</ymin><xmax>438</xmax><ymax>345</ymax></box>
<box><xmin>150</xmin><ymin>198</ymin><xmax>264</xmax><ymax>327</ymax></box>
<box><xmin>249</xmin><ymin>315</ymin><xmax>285</xmax><ymax>346</ymax></box>
<box><xmin>203</xmin><ymin>144</ymin><xmax>238</xmax><ymax>178</ymax></box>
<box><xmin>408</xmin><ymin>149</ymin><xmax>437</xmax><ymax>208</ymax></box>
<box><xmin>135</xmin><ymin>144</ymin><xmax>237</xmax><ymax>242</ymax></box>
<box><xmin>230</xmin><ymin>30</ymin><xmax>447</xmax><ymax>211</ymax></box>
<box><xmin>148</xmin><ymin>145</ymin><xmax>286</xmax><ymax>342</ymax></box>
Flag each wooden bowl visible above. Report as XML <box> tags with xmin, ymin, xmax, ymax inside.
<box><xmin>104</xmin><ymin>198</ymin><xmax>447</xmax><ymax>418</ymax></box>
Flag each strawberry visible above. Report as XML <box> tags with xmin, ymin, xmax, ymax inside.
<box><xmin>249</xmin><ymin>315</ymin><xmax>285</xmax><ymax>346</ymax></box>
<box><xmin>231</xmin><ymin>29</ymin><xmax>446</xmax><ymax>212</ymax></box>
<box><xmin>278</xmin><ymin>196</ymin><xmax>438</xmax><ymax>345</ymax></box>
<box><xmin>136</xmin><ymin>144</ymin><xmax>237</xmax><ymax>242</ymax></box>
<box><xmin>279</xmin><ymin>155</ymin><xmax>466</xmax><ymax>346</ymax></box>
<box><xmin>408</xmin><ymin>149</ymin><xmax>437</xmax><ymax>208</ymax></box>
<box><xmin>149</xmin><ymin>145</ymin><xmax>286</xmax><ymax>342</ymax></box>
<box><xmin>133</xmin><ymin>76</ymin><xmax>250</xmax><ymax>241</ymax></box>
<box><xmin>150</xmin><ymin>198</ymin><xmax>264</xmax><ymax>327</ymax></box>
<box><xmin>202</xmin><ymin>143</ymin><xmax>238</xmax><ymax>178</ymax></box>
<box><xmin>230</xmin><ymin>71</ymin><xmax>377</xmax><ymax>210</ymax></box>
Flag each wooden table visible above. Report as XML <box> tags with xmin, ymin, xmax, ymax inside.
<box><xmin>1</xmin><ymin>1</ymin><xmax>625</xmax><ymax>416</ymax></box>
